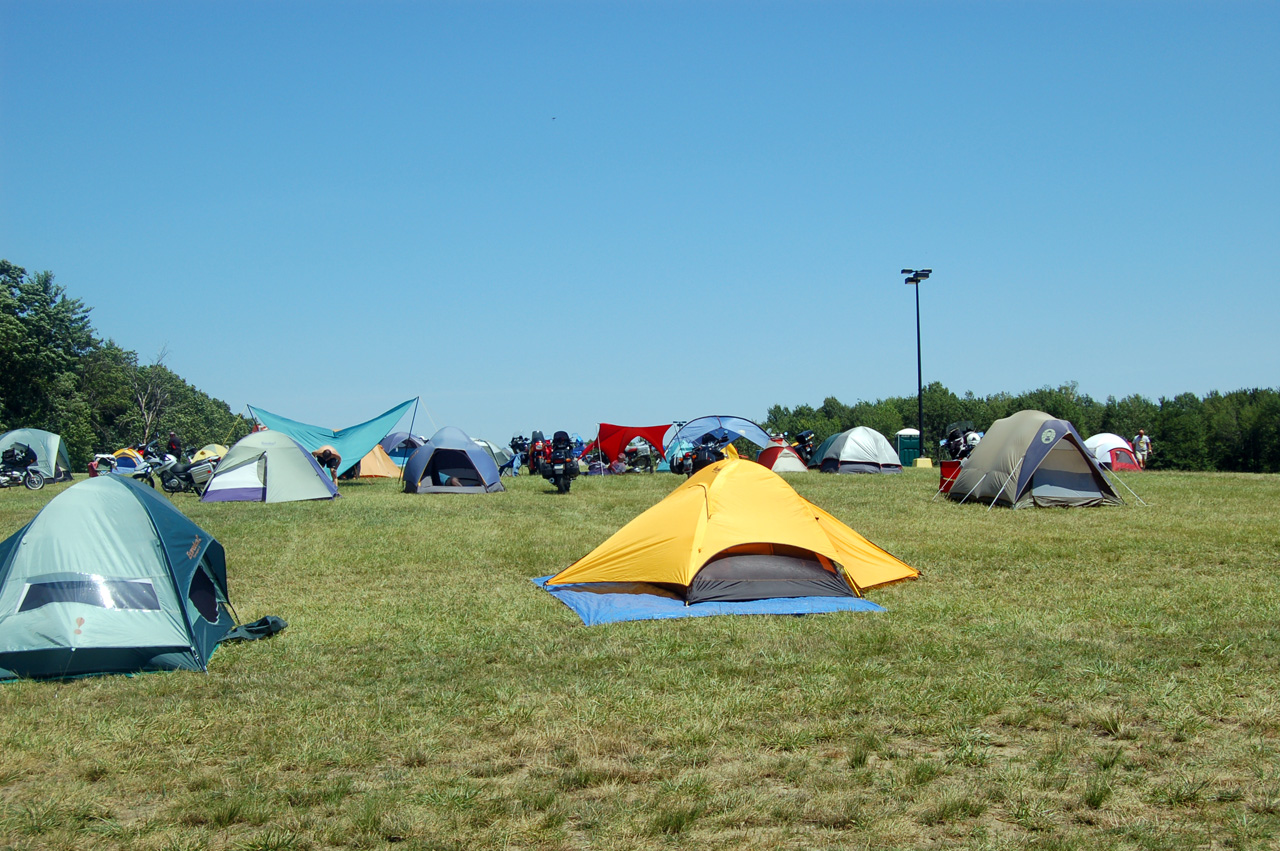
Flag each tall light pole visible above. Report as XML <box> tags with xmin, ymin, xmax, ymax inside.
<box><xmin>901</xmin><ymin>268</ymin><xmax>931</xmax><ymax>465</ymax></box>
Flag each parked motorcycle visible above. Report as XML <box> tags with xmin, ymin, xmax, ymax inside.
<box><xmin>791</xmin><ymin>430</ymin><xmax>816</xmax><ymax>465</ymax></box>
<box><xmin>507</xmin><ymin>435</ymin><xmax>530</xmax><ymax>477</ymax></box>
<box><xmin>526</xmin><ymin>430</ymin><xmax>551</xmax><ymax>476</ymax></box>
<box><xmin>944</xmin><ymin>421</ymin><xmax>982</xmax><ymax>461</ymax></box>
<box><xmin>0</xmin><ymin>443</ymin><xmax>44</xmax><ymax>490</ymax></box>
<box><xmin>154</xmin><ymin>445</ymin><xmax>220</xmax><ymax>495</ymax></box>
<box><xmin>538</xmin><ymin>430</ymin><xmax>580</xmax><ymax>494</ymax></box>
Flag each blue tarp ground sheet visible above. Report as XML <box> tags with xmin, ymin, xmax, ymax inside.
<box><xmin>532</xmin><ymin>576</ymin><xmax>884</xmax><ymax>626</ymax></box>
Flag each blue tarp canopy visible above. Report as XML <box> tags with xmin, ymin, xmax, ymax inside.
<box><xmin>532</xmin><ymin>577</ymin><xmax>883</xmax><ymax>626</ymax></box>
<box><xmin>247</xmin><ymin>399</ymin><xmax>416</xmax><ymax>477</ymax></box>
<box><xmin>666</xmin><ymin>416</ymin><xmax>772</xmax><ymax>456</ymax></box>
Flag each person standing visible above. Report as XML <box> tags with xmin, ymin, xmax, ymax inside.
<box><xmin>1132</xmin><ymin>428</ymin><xmax>1152</xmax><ymax>469</ymax></box>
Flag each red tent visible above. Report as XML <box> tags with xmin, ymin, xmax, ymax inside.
<box><xmin>581</xmin><ymin>423</ymin><xmax>672</xmax><ymax>463</ymax></box>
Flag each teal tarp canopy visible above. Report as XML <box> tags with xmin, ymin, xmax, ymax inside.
<box><xmin>247</xmin><ymin>399</ymin><xmax>416</xmax><ymax>476</ymax></box>
<box><xmin>0</xmin><ymin>476</ymin><xmax>234</xmax><ymax>680</ymax></box>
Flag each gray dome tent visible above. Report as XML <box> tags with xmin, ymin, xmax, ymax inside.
<box><xmin>815</xmin><ymin>427</ymin><xmax>903</xmax><ymax>474</ymax></box>
<box><xmin>403</xmin><ymin>427</ymin><xmax>505</xmax><ymax>493</ymax></box>
<box><xmin>948</xmin><ymin>410</ymin><xmax>1122</xmax><ymax>508</ymax></box>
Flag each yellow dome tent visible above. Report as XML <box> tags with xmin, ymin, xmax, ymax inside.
<box><xmin>191</xmin><ymin>444</ymin><xmax>228</xmax><ymax>462</ymax></box>
<box><xmin>548</xmin><ymin>459</ymin><xmax>917</xmax><ymax>603</ymax></box>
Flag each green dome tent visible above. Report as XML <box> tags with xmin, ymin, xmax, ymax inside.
<box><xmin>201</xmin><ymin>430</ymin><xmax>338</xmax><ymax>503</ymax></box>
<box><xmin>0</xmin><ymin>476</ymin><xmax>234</xmax><ymax>680</ymax></box>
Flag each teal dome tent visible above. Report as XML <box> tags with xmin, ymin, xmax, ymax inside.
<box><xmin>0</xmin><ymin>476</ymin><xmax>234</xmax><ymax>680</ymax></box>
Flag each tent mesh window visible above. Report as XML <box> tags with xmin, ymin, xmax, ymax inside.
<box><xmin>188</xmin><ymin>562</ymin><xmax>221</xmax><ymax>623</ymax></box>
<box><xmin>19</xmin><ymin>577</ymin><xmax>161</xmax><ymax>613</ymax></box>
<box><xmin>686</xmin><ymin>544</ymin><xmax>854</xmax><ymax>604</ymax></box>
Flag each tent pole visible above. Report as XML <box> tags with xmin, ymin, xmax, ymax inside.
<box><xmin>956</xmin><ymin>472</ymin><xmax>987</xmax><ymax>505</ymax></box>
<box><xmin>409</xmin><ymin>397</ymin><xmax>420</xmax><ymax>437</ymax></box>
<box><xmin>1106</xmin><ymin>469</ymin><xmax>1148</xmax><ymax>506</ymax></box>
<box><xmin>986</xmin><ymin>457</ymin><xmax>1024</xmax><ymax>511</ymax></box>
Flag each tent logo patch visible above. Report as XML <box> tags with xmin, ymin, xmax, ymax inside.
<box><xmin>187</xmin><ymin>536</ymin><xmax>201</xmax><ymax>560</ymax></box>
<box><xmin>1040</xmin><ymin>428</ymin><xmax>1057</xmax><ymax>444</ymax></box>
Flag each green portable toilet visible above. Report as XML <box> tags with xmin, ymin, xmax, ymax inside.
<box><xmin>896</xmin><ymin>428</ymin><xmax>921</xmax><ymax>467</ymax></box>
<box><xmin>0</xmin><ymin>476</ymin><xmax>234</xmax><ymax>680</ymax></box>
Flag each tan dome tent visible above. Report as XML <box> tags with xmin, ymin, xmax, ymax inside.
<box><xmin>948</xmin><ymin>410</ymin><xmax>1122</xmax><ymax>508</ymax></box>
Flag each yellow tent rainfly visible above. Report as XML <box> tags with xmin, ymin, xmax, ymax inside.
<box><xmin>547</xmin><ymin>459</ymin><xmax>917</xmax><ymax>604</ymax></box>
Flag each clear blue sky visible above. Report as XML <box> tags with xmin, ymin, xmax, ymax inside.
<box><xmin>4</xmin><ymin>1</ymin><xmax>1277</xmax><ymax>443</ymax></box>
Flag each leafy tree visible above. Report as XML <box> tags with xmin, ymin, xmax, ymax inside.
<box><xmin>0</xmin><ymin>262</ymin><xmax>96</xmax><ymax>430</ymax></box>
<box><xmin>1154</xmin><ymin>393</ymin><xmax>1206</xmax><ymax>470</ymax></box>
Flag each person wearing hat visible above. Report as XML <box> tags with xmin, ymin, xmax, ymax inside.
<box><xmin>166</xmin><ymin>431</ymin><xmax>182</xmax><ymax>458</ymax></box>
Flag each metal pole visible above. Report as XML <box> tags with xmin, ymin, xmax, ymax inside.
<box><xmin>915</xmin><ymin>282</ymin><xmax>923</xmax><ymax>464</ymax></box>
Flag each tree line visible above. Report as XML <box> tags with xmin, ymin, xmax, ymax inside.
<box><xmin>1</xmin><ymin>260</ymin><xmax>253</xmax><ymax>471</ymax></box>
<box><xmin>763</xmin><ymin>381</ymin><xmax>1280</xmax><ymax>473</ymax></box>
<box><xmin>6</xmin><ymin>260</ymin><xmax>1277</xmax><ymax>475</ymax></box>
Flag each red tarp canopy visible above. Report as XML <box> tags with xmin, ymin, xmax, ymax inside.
<box><xmin>582</xmin><ymin>423</ymin><xmax>672</xmax><ymax>462</ymax></box>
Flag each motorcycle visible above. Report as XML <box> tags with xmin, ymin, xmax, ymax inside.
<box><xmin>506</xmin><ymin>435</ymin><xmax>530</xmax><ymax>477</ymax></box>
<box><xmin>153</xmin><ymin>445</ymin><xmax>220</xmax><ymax>495</ymax></box>
<box><xmin>623</xmin><ymin>443</ymin><xmax>656</xmax><ymax>473</ymax></box>
<box><xmin>944</xmin><ymin>421</ymin><xmax>982</xmax><ymax>461</ymax></box>
<box><xmin>790</xmin><ymin>430</ymin><xmax>816</xmax><ymax>465</ymax></box>
<box><xmin>538</xmin><ymin>430</ymin><xmax>580</xmax><ymax>494</ymax></box>
<box><xmin>0</xmin><ymin>443</ymin><xmax>44</xmax><ymax>490</ymax></box>
<box><xmin>526</xmin><ymin>431</ymin><xmax>551</xmax><ymax>476</ymax></box>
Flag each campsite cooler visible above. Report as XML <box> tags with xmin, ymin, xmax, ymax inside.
<box><xmin>939</xmin><ymin>460</ymin><xmax>961</xmax><ymax>493</ymax></box>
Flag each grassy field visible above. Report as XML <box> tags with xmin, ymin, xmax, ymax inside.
<box><xmin>2</xmin><ymin>467</ymin><xmax>1279</xmax><ymax>850</ymax></box>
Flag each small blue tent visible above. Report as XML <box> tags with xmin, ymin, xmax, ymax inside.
<box><xmin>0</xmin><ymin>476</ymin><xmax>234</xmax><ymax>680</ymax></box>
<box><xmin>404</xmin><ymin>427</ymin><xmax>505</xmax><ymax>494</ymax></box>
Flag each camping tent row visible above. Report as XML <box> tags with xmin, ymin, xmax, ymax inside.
<box><xmin>0</xmin><ymin>476</ymin><xmax>234</xmax><ymax>679</ymax></box>
<box><xmin>0</xmin><ymin>429</ymin><xmax>73</xmax><ymax>482</ymax></box>
<box><xmin>948</xmin><ymin>410</ymin><xmax>1121</xmax><ymax>508</ymax></box>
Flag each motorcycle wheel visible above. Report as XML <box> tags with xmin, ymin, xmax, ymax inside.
<box><xmin>162</xmin><ymin>476</ymin><xmax>183</xmax><ymax>494</ymax></box>
<box><xmin>24</xmin><ymin>471</ymin><xmax>45</xmax><ymax>491</ymax></box>
<box><xmin>557</xmin><ymin>476</ymin><xmax>570</xmax><ymax>494</ymax></box>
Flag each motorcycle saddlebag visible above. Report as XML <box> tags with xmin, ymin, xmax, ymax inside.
<box><xmin>189</xmin><ymin>460</ymin><xmax>217</xmax><ymax>485</ymax></box>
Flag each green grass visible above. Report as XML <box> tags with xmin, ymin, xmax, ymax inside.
<box><xmin>2</xmin><ymin>468</ymin><xmax>1279</xmax><ymax>849</ymax></box>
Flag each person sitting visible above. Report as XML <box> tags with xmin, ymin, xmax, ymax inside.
<box><xmin>609</xmin><ymin>452</ymin><xmax>628</xmax><ymax>475</ymax></box>
<box><xmin>312</xmin><ymin>446</ymin><xmax>342</xmax><ymax>482</ymax></box>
